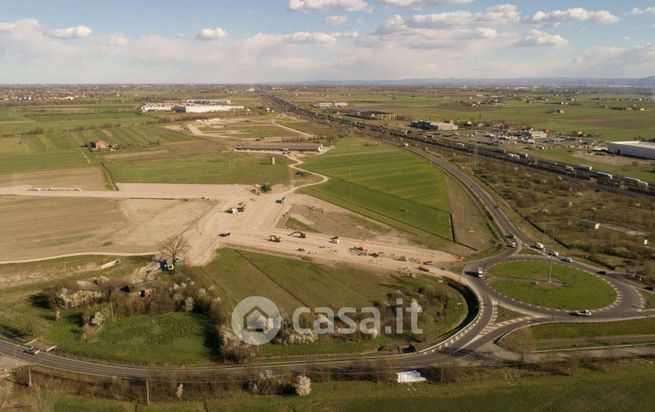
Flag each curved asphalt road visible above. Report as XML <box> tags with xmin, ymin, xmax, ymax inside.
<box><xmin>0</xmin><ymin>101</ymin><xmax>653</xmax><ymax>379</ymax></box>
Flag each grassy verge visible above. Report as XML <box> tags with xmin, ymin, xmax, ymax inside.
<box><xmin>487</xmin><ymin>261</ymin><xmax>616</xmax><ymax>310</ymax></box>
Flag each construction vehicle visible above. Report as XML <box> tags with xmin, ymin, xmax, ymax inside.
<box><xmin>330</xmin><ymin>236</ymin><xmax>340</xmax><ymax>244</ymax></box>
<box><xmin>269</xmin><ymin>235</ymin><xmax>281</xmax><ymax>243</ymax></box>
<box><xmin>289</xmin><ymin>231</ymin><xmax>307</xmax><ymax>239</ymax></box>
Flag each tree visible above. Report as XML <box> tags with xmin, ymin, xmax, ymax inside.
<box><xmin>503</xmin><ymin>328</ymin><xmax>536</xmax><ymax>363</ymax></box>
<box><xmin>159</xmin><ymin>234</ymin><xmax>190</xmax><ymax>263</ymax></box>
<box><xmin>294</xmin><ymin>375</ymin><xmax>311</xmax><ymax>396</ymax></box>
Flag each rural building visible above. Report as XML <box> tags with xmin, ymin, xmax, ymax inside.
<box><xmin>334</xmin><ymin>102</ymin><xmax>349</xmax><ymax>108</ymax></box>
<box><xmin>88</xmin><ymin>140</ymin><xmax>108</xmax><ymax>150</ymax></box>
<box><xmin>409</xmin><ymin>120</ymin><xmax>458</xmax><ymax>131</ymax></box>
<box><xmin>348</xmin><ymin>110</ymin><xmax>397</xmax><ymax>121</ymax></box>
<box><xmin>141</xmin><ymin>103</ymin><xmax>174</xmax><ymax>112</ymax></box>
<box><xmin>173</xmin><ymin>104</ymin><xmax>245</xmax><ymax>113</ymax></box>
<box><xmin>187</xmin><ymin>99</ymin><xmax>231</xmax><ymax>105</ymax></box>
<box><xmin>236</xmin><ymin>142</ymin><xmax>323</xmax><ymax>152</ymax></box>
<box><xmin>315</xmin><ymin>102</ymin><xmax>334</xmax><ymax>108</ymax></box>
<box><xmin>607</xmin><ymin>141</ymin><xmax>655</xmax><ymax>160</ymax></box>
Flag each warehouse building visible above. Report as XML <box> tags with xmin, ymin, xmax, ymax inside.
<box><xmin>347</xmin><ymin>110</ymin><xmax>397</xmax><ymax>121</ymax></box>
<box><xmin>172</xmin><ymin>104</ymin><xmax>245</xmax><ymax>113</ymax></box>
<box><xmin>409</xmin><ymin>120</ymin><xmax>458</xmax><ymax>131</ymax></box>
<box><xmin>607</xmin><ymin>141</ymin><xmax>655</xmax><ymax>160</ymax></box>
<box><xmin>236</xmin><ymin>142</ymin><xmax>323</xmax><ymax>152</ymax></box>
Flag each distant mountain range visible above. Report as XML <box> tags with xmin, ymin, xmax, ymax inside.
<box><xmin>291</xmin><ymin>77</ymin><xmax>655</xmax><ymax>88</ymax></box>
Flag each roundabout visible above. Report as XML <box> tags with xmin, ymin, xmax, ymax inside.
<box><xmin>485</xmin><ymin>260</ymin><xmax>617</xmax><ymax>311</ymax></box>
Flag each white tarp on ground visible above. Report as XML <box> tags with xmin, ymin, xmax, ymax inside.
<box><xmin>396</xmin><ymin>370</ymin><xmax>427</xmax><ymax>384</ymax></box>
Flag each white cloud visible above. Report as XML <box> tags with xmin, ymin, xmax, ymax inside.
<box><xmin>528</xmin><ymin>8</ymin><xmax>619</xmax><ymax>25</ymax></box>
<box><xmin>478</xmin><ymin>4</ymin><xmax>520</xmax><ymax>23</ymax></box>
<box><xmin>0</xmin><ymin>22</ymin><xmax>17</xmax><ymax>33</ymax></box>
<box><xmin>288</xmin><ymin>0</ymin><xmax>372</xmax><ymax>12</ymax></box>
<box><xmin>278</xmin><ymin>31</ymin><xmax>359</xmax><ymax>44</ymax></box>
<box><xmin>628</xmin><ymin>7</ymin><xmax>655</xmax><ymax>15</ymax></box>
<box><xmin>324</xmin><ymin>15</ymin><xmax>348</xmax><ymax>26</ymax></box>
<box><xmin>378</xmin><ymin>0</ymin><xmax>473</xmax><ymax>8</ymax></box>
<box><xmin>196</xmin><ymin>27</ymin><xmax>227</xmax><ymax>40</ymax></box>
<box><xmin>405</xmin><ymin>4</ymin><xmax>520</xmax><ymax>29</ymax></box>
<box><xmin>568</xmin><ymin>44</ymin><xmax>655</xmax><ymax>77</ymax></box>
<box><xmin>51</xmin><ymin>25</ymin><xmax>92</xmax><ymax>39</ymax></box>
<box><xmin>513</xmin><ymin>29</ymin><xmax>568</xmax><ymax>47</ymax></box>
<box><xmin>108</xmin><ymin>34</ymin><xmax>128</xmax><ymax>46</ymax></box>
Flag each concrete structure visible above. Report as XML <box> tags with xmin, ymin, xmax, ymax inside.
<box><xmin>348</xmin><ymin>110</ymin><xmax>397</xmax><ymax>121</ymax></box>
<box><xmin>409</xmin><ymin>120</ymin><xmax>458</xmax><ymax>131</ymax></box>
<box><xmin>608</xmin><ymin>141</ymin><xmax>655</xmax><ymax>160</ymax></box>
<box><xmin>187</xmin><ymin>99</ymin><xmax>231</xmax><ymax>105</ymax></box>
<box><xmin>173</xmin><ymin>104</ymin><xmax>245</xmax><ymax>113</ymax></box>
<box><xmin>141</xmin><ymin>103</ymin><xmax>174</xmax><ymax>112</ymax></box>
<box><xmin>334</xmin><ymin>102</ymin><xmax>349</xmax><ymax>108</ymax></box>
<box><xmin>236</xmin><ymin>142</ymin><xmax>323</xmax><ymax>152</ymax></box>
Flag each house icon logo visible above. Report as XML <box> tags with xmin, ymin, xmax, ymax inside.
<box><xmin>231</xmin><ymin>296</ymin><xmax>281</xmax><ymax>345</ymax></box>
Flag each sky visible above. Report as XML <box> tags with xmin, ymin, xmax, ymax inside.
<box><xmin>0</xmin><ymin>0</ymin><xmax>654</xmax><ymax>83</ymax></box>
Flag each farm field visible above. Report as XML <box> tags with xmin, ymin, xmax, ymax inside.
<box><xmin>487</xmin><ymin>261</ymin><xmax>617</xmax><ymax>310</ymax></box>
<box><xmin>283</xmin><ymin>90</ymin><xmax>655</xmax><ymax>142</ymax></box>
<box><xmin>509</xmin><ymin>318</ymin><xmax>655</xmax><ymax>351</ymax></box>
<box><xmin>102</xmin><ymin>150</ymin><xmax>296</xmax><ymax>185</ymax></box>
<box><xmin>44</xmin><ymin>360</ymin><xmax>655</xmax><ymax>411</ymax></box>
<box><xmin>300</xmin><ymin>137</ymin><xmax>456</xmax><ymax>249</ymax></box>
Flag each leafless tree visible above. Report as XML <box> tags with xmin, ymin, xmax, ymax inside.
<box><xmin>503</xmin><ymin>328</ymin><xmax>536</xmax><ymax>363</ymax></box>
<box><xmin>159</xmin><ymin>234</ymin><xmax>190</xmax><ymax>263</ymax></box>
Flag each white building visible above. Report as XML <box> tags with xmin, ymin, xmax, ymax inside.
<box><xmin>607</xmin><ymin>141</ymin><xmax>655</xmax><ymax>160</ymax></box>
<box><xmin>141</xmin><ymin>103</ymin><xmax>174</xmax><ymax>112</ymax></box>
<box><xmin>334</xmin><ymin>102</ymin><xmax>349</xmax><ymax>108</ymax></box>
<box><xmin>173</xmin><ymin>104</ymin><xmax>245</xmax><ymax>113</ymax></box>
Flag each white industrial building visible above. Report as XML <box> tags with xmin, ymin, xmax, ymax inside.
<box><xmin>173</xmin><ymin>104</ymin><xmax>245</xmax><ymax>113</ymax></box>
<box><xmin>141</xmin><ymin>103</ymin><xmax>174</xmax><ymax>112</ymax></box>
<box><xmin>607</xmin><ymin>141</ymin><xmax>655</xmax><ymax>160</ymax></box>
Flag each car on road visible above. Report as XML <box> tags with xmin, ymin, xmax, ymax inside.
<box><xmin>548</xmin><ymin>250</ymin><xmax>560</xmax><ymax>257</ymax></box>
<box><xmin>476</xmin><ymin>267</ymin><xmax>485</xmax><ymax>278</ymax></box>
<box><xmin>510</xmin><ymin>241</ymin><xmax>517</xmax><ymax>248</ymax></box>
<box><xmin>24</xmin><ymin>346</ymin><xmax>40</xmax><ymax>355</ymax></box>
<box><xmin>572</xmin><ymin>309</ymin><xmax>592</xmax><ymax>317</ymax></box>
<box><xmin>218</xmin><ymin>232</ymin><xmax>231</xmax><ymax>237</ymax></box>
<box><xmin>533</xmin><ymin>242</ymin><xmax>545</xmax><ymax>250</ymax></box>
<box><xmin>561</xmin><ymin>257</ymin><xmax>573</xmax><ymax>263</ymax></box>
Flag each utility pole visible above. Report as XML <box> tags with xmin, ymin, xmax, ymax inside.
<box><xmin>548</xmin><ymin>228</ymin><xmax>555</xmax><ymax>283</ymax></box>
<box><xmin>145</xmin><ymin>379</ymin><xmax>150</xmax><ymax>405</ymax></box>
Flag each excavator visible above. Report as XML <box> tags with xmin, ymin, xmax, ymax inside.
<box><xmin>288</xmin><ymin>231</ymin><xmax>307</xmax><ymax>239</ymax></box>
<box><xmin>269</xmin><ymin>235</ymin><xmax>282</xmax><ymax>243</ymax></box>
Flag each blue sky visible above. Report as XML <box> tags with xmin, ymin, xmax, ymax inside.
<box><xmin>1</xmin><ymin>0</ymin><xmax>654</xmax><ymax>82</ymax></box>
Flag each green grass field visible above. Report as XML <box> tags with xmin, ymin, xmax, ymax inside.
<box><xmin>194</xmin><ymin>248</ymin><xmax>468</xmax><ymax>356</ymax></box>
<box><xmin>487</xmin><ymin>261</ymin><xmax>616</xmax><ymax>310</ymax></box>
<box><xmin>103</xmin><ymin>151</ymin><xmax>295</xmax><ymax>185</ymax></box>
<box><xmin>48</xmin><ymin>360</ymin><xmax>655</xmax><ymax>411</ymax></box>
<box><xmin>300</xmin><ymin>137</ymin><xmax>453</xmax><ymax>244</ymax></box>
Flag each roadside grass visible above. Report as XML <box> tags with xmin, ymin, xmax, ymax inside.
<box><xmin>300</xmin><ymin>137</ymin><xmax>453</xmax><ymax>242</ymax></box>
<box><xmin>487</xmin><ymin>261</ymin><xmax>616</xmax><ymax>310</ymax></box>
<box><xmin>49</xmin><ymin>360</ymin><xmax>655</xmax><ymax>411</ymax></box>
<box><xmin>510</xmin><ymin>318</ymin><xmax>655</xmax><ymax>350</ymax></box>
<box><xmin>494</xmin><ymin>305</ymin><xmax>525</xmax><ymax>323</ymax></box>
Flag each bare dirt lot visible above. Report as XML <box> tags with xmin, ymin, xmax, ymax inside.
<box><xmin>0</xmin><ymin>195</ymin><xmax>214</xmax><ymax>261</ymax></box>
<box><xmin>0</xmin><ymin>167</ymin><xmax>107</xmax><ymax>191</ymax></box>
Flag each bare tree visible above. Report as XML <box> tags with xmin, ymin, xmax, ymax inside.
<box><xmin>159</xmin><ymin>235</ymin><xmax>190</xmax><ymax>263</ymax></box>
<box><xmin>503</xmin><ymin>328</ymin><xmax>536</xmax><ymax>363</ymax></box>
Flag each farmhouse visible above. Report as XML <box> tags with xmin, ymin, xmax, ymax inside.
<box><xmin>607</xmin><ymin>141</ymin><xmax>655</xmax><ymax>160</ymax></box>
<box><xmin>348</xmin><ymin>110</ymin><xmax>397</xmax><ymax>120</ymax></box>
<box><xmin>87</xmin><ymin>140</ymin><xmax>108</xmax><ymax>150</ymax></box>
<box><xmin>236</xmin><ymin>142</ymin><xmax>323</xmax><ymax>153</ymax></box>
<box><xmin>409</xmin><ymin>120</ymin><xmax>458</xmax><ymax>131</ymax></box>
